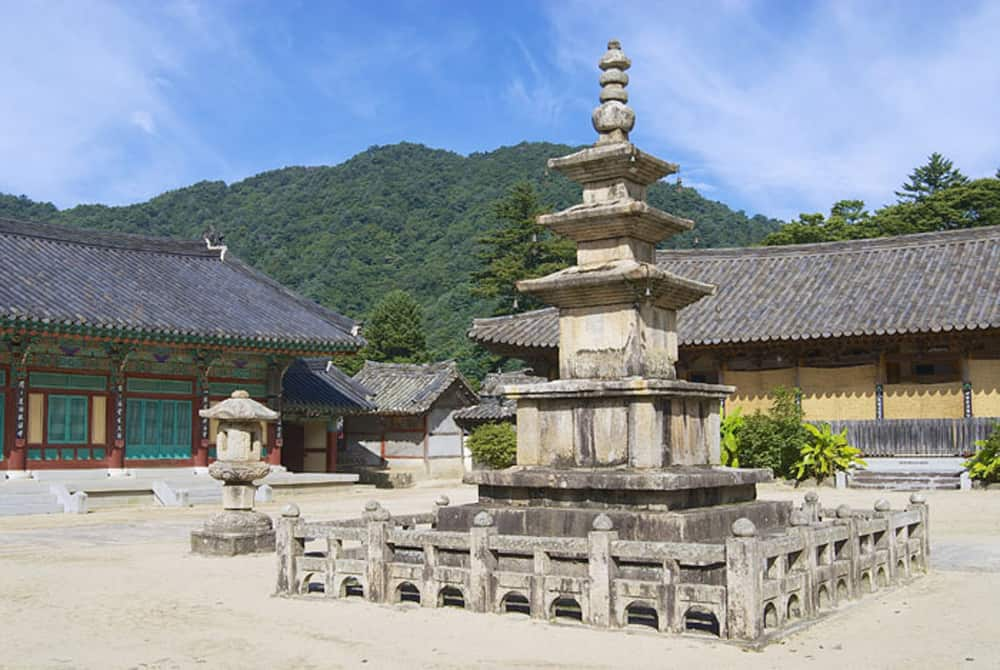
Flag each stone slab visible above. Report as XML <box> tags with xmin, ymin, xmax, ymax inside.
<box><xmin>502</xmin><ymin>377</ymin><xmax>734</xmax><ymax>400</ymax></box>
<box><xmin>190</xmin><ymin>529</ymin><xmax>275</xmax><ymax>556</ymax></box>
<box><xmin>464</xmin><ymin>465</ymin><xmax>772</xmax><ymax>492</ymax></box>
<box><xmin>437</xmin><ymin>499</ymin><xmax>791</xmax><ymax>543</ymax></box>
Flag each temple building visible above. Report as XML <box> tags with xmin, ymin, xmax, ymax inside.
<box><xmin>469</xmin><ymin>226</ymin><xmax>1000</xmax><ymax>453</ymax></box>
<box><xmin>340</xmin><ymin>361</ymin><xmax>477</xmax><ymax>479</ymax></box>
<box><xmin>0</xmin><ymin>217</ymin><xmax>364</xmax><ymax>477</ymax></box>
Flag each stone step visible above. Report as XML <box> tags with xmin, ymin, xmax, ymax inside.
<box><xmin>849</xmin><ymin>471</ymin><xmax>961</xmax><ymax>490</ymax></box>
<box><xmin>0</xmin><ymin>493</ymin><xmax>63</xmax><ymax>515</ymax></box>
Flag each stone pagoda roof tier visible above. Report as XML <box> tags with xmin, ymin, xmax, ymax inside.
<box><xmin>515</xmin><ymin>259</ymin><xmax>715</xmax><ymax>311</ymax></box>
<box><xmin>546</xmin><ymin>143</ymin><xmax>677</xmax><ymax>186</ymax></box>
<box><xmin>538</xmin><ymin>199</ymin><xmax>693</xmax><ymax>246</ymax></box>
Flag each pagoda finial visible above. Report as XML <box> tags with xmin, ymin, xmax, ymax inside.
<box><xmin>592</xmin><ymin>39</ymin><xmax>635</xmax><ymax>145</ymax></box>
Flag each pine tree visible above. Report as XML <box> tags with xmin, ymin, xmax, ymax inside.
<box><xmin>470</xmin><ymin>182</ymin><xmax>574</xmax><ymax>314</ymax></box>
<box><xmin>895</xmin><ymin>153</ymin><xmax>968</xmax><ymax>203</ymax></box>
<box><xmin>359</xmin><ymin>289</ymin><xmax>428</xmax><ymax>364</ymax></box>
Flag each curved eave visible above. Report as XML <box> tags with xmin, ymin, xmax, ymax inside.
<box><xmin>0</xmin><ymin>315</ymin><xmax>364</xmax><ymax>355</ymax></box>
<box><xmin>683</xmin><ymin>322</ymin><xmax>1000</xmax><ymax>348</ymax></box>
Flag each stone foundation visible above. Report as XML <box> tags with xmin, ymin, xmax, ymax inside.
<box><xmin>191</xmin><ymin>528</ymin><xmax>275</xmax><ymax>556</ymax></box>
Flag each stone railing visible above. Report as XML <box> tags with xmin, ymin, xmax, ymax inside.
<box><xmin>748</xmin><ymin>492</ymin><xmax>929</xmax><ymax>638</ymax></box>
<box><xmin>275</xmin><ymin>493</ymin><xmax>929</xmax><ymax>642</ymax></box>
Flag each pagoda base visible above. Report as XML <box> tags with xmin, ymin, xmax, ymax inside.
<box><xmin>457</xmin><ymin>466</ymin><xmax>785</xmax><ymax>542</ymax></box>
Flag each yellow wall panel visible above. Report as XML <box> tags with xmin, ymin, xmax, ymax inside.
<box><xmin>971</xmin><ymin>358</ymin><xmax>1000</xmax><ymax>418</ymax></box>
<box><xmin>27</xmin><ymin>393</ymin><xmax>44</xmax><ymax>443</ymax></box>
<box><xmin>725</xmin><ymin>368</ymin><xmax>797</xmax><ymax>415</ymax></box>
<box><xmin>884</xmin><ymin>382</ymin><xmax>964</xmax><ymax>419</ymax></box>
<box><xmin>800</xmin><ymin>365</ymin><xmax>877</xmax><ymax>421</ymax></box>
<box><xmin>91</xmin><ymin>396</ymin><xmax>107</xmax><ymax>444</ymax></box>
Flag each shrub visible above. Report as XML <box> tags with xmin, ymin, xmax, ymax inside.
<box><xmin>965</xmin><ymin>422</ymin><xmax>1000</xmax><ymax>483</ymax></box>
<box><xmin>467</xmin><ymin>422</ymin><xmax>517</xmax><ymax>469</ymax></box>
<box><xmin>720</xmin><ymin>407</ymin><xmax>744</xmax><ymax>467</ymax></box>
<box><xmin>794</xmin><ymin>423</ymin><xmax>867</xmax><ymax>483</ymax></box>
<box><xmin>731</xmin><ymin>387</ymin><xmax>806</xmax><ymax>479</ymax></box>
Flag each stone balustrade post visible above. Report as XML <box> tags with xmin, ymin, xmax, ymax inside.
<box><xmin>421</xmin><ymin>542</ymin><xmax>439</xmax><ymax>608</ymax></box>
<box><xmin>725</xmin><ymin>518</ymin><xmax>762</xmax><ymax>641</ymax></box>
<box><xmin>835</xmin><ymin>505</ymin><xmax>859</xmax><ymax>598</ymax></box>
<box><xmin>325</xmin><ymin>536</ymin><xmax>342</xmax><ymax>598</ymax></box>
<box><xmin>469</xmin><ymin>511</ymin><xmax>498</xmax><ymax>613</ymax></box>
<box><xmin>789</xmin><ymin>510</ymin><xmax>816</xmax><ymax>613</ymax></box>
<box><xmin>531</xmin><ymin>549</ymin><xmax>550</xmax><ymax>620</ymax></box>
<box><xmin>873</xmin><ymin>498</ymin><xmax>896</xmax><ymax>582</ymax></box>
<box><xmin>803</xmin><ymin>491</ymin><xmax>821</xmax><ymax>523</ymax></box>
<box><xmin>364</xmin><ymin>501</ymin><xmax>392</xmax><ymax>603</ymax></box>
<box><xmin>587</xmin><ymin>514</ymin><xmax>617</xmax><ymax>628</ymax></box>
<box><xmin>433</xmin><ymin>495</ymin><xmax>449</xmax><ymax>529</ymax></box>
<box><xmin>275</xmin><ymin>503</ymin><xmax>303</xmax><ymax>595</ymax></box>
<box><xmin>908</xmin><ymin>493</ymin><xmax>930</xmax><ymax>568</ymax></box>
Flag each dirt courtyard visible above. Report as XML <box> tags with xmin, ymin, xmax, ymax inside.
<box><xmin>1</xmin><ymin>482</ymin><xmax>999</xmax><ymax>670</ymax></box>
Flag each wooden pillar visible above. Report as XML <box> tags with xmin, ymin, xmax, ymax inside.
<box><xmin>718</xmin><ymin>360</ymin><xmax>728</xmax><ymax>417</ymax></box>
<box><xmin>266</xmin><ymin>360</ymin><xmax>285</xmax><ymax>467</ymax></box>
<box><xmin>325</xmin><ymin>419</ymin><xmax>339</xmax><ymax>473</ymax></box>
<box><xmin>194</xmin><ymin>362</ymin><xmax>211</xmax><ymax>468</ymax></box>
<box><xmin>106</xmin><ymin>343</ymin><xmax>131</xmax><ymax>471</ymax></box>
<box><xmin>875</xmin><ymin>351</ymin><xmax>886</xmax><ymax>420</ymax></box>
<box><xmin>8</xmin><ymin>361</ymin><xmax>27</xmax><ymax>473</ymax></box>
<box><xmin>267</xmin><ymin>424</ymin><xmax>281</xmax><ymax>466</ymax></box>
<box><xmin>961</xmin><ymin>353</ymin><xmax>973</xmax><ymax>418</ymax></box>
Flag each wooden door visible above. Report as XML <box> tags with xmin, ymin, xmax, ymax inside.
<box><xmin>281</xmin><ymin>422</ymin><xmax>305</xmax><ymax>472</ymax></box>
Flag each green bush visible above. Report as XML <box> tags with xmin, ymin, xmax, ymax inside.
<box><xmin>728</xmin><ymin>387</ymin><xmax>806</xmax><ymax>479</ymax></box>
<box><xmin>720</xmin><ymin>407</ymin><xmax>744</xmax><ymax>467</ymax></box>
<box><xmin>964</xmin><ymin>423</ymin><xmax>1000</xmax><ymax>483</ymax></box>
<box><xmin>794</xmin><ymin>423</ymin><xmax>866</xmax><ymax>483</ymax></box>
<box><xmin>467</xmin><ymin>422</ymin><xmax>517</xmax><ymax>469</ymax></box>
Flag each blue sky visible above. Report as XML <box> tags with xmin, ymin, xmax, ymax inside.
<box><xmin>1</xmin><ymin>0</ymin><xmax>998</xmax><ymax>221</ymax></box>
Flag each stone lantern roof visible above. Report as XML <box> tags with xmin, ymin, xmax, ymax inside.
<box><xmin>199</xmin><ymin>390</ymin><xmax>279</xmax><ymax>421</ymax></box>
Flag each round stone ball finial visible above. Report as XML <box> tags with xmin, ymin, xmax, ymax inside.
<box><xmin>804</xmin><ymin>491</ymin><xmax>820</xmax><ymax>504</ymax></box>
<box><xmin>874</xmin><ymin>498</ymin><xmax>891</xmax><ymax>512</ymax></box>
<box><xmin>592</xmin><ymin>513</ymin><xmax>614</xmax><ymax>531</ymax></box>
<box><xmin>731</xmin><ymin>517</ymin><xmax>756</xmax><ymax>537</ymax></box>
<box><xmin>836</xmin><ymin>504</ymin><xmax>852</xmax><ymax>519</ymax></box>
<box><xmin>364</xmin><ymin>500</ymin><xmax>381</xmax><ymax>513</ymax></box>
<box><xmin>592</xmin><ymin>39</ymin><xmax>635</xmax><ymax>145</ymax></box>
<box><xmin>281</xmin><ymin>503</ymin><xmax>300</xmax><ymax>518</ymax></box>
<box><xmin>790</xmin><ymin>510</ymin><xmax>810</xmax><ymax>527</ymax></box>
<box><xmin>435</xmin><ymin>495</ymin><xmax>451</xmax><ymax>508</ymax></box>
<box><xmin>909</xmin><ymin>492</ymin><xmax>927</xmax><ymax>505</ymax></box>
<box><xmin>473</xmin><ymin>511</ymin><xmax>495</xmax><ymax>528</ymax></box>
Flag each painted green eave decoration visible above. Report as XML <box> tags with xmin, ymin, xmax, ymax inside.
<box><xmin>0</xmin><ymin>315</ymin><xmax>361</xmax><ymax>355</ymax></box>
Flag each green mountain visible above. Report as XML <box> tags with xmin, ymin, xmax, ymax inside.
<box><xmin>0</xmin><ymin>142</ymin><xmax>780</xmax><ymax>379</ymax></box>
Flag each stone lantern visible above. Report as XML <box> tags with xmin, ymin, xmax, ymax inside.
<box><xmin>191</xmin><ymin>389</ymin><xmax>279</xmax><ymax>556</ymax></box>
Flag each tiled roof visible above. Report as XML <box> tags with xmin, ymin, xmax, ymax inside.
<box><xmin>453</xmin><ymin>370</ymin><xmax>546</xmax><ymax>426</ymax></box>
<box><xmin>0</xmin><ymin>217</ymin><xmax>363</xmax><ymax>352</ymax></box>
<box><xmin>354</xmin><ymin>360</ymin><xmax>478</xmax><ymax>415</ymax></box>
<box><xmin>282</xmin><ymin>358</ymin><xmax>374</xmax><ymax>415</ymax></box>
<box><xmin>469</xmin><ymin>226</ymin><xmax>1000</xmax><ymax>350</ymax></box>
<box><xmin>452</xmin><ymin>397</ymin><xmax>516</xmax><ymax>424</ymax></box>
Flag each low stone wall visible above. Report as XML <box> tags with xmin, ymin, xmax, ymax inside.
<box><xmin>273</xmin><ymin>494</ymin><xmax>929</xmax><ymax>643</ymax></box>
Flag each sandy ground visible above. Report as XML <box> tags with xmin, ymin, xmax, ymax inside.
<box><xmin>1</xmin><ymin>482</ymin><xmax>999</xmax><ymax>670</ymax></box>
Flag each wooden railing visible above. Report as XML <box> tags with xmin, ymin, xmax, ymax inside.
<box><xmin>823</xmin><ymin>417</ymin><xmax>997</xmax><ymax>456</ymax></box>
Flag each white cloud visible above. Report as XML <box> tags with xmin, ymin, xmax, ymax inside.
<box><xmin>544</xmin><ymin>1</ymin><xmax>1000</xmax><ymax>220</ymax></box>
<box><xmin>0</xmin><ymin>1</ymin><xmax>231</xmax><ymax>207</ymax></box>
<box><xmin>130</xmin><ymin>111</ymin><xmax>157</xmax><ymax>135</ymax></box>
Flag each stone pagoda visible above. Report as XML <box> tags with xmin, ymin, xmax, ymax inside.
<box><xmin>455</xmin><ymin>40</ymin><xmax>780</xmax><ymax>539</ymax></box>
<box><xmin>274</xmin><ymin>41</ymin><xmax>930</xmax><ymax>643</ymax></box>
